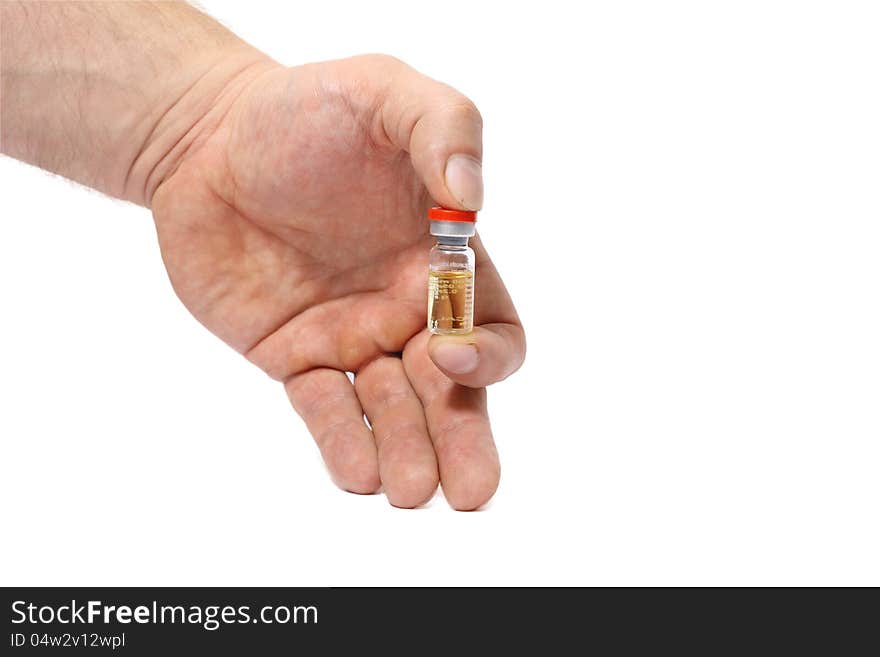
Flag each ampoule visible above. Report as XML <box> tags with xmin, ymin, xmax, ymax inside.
<box><xmin>427</xmin><ymin>206</ymin><xmax>476</xmax><ymax>335</ymax></box>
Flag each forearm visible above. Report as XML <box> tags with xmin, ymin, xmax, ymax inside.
<box><xmin>0</xmin><ymin>1</ymin><xmax>273</xmax><ymax>206</ymax></box>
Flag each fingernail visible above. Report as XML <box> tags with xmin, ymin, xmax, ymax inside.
<box><xmin>432</xmin><ymin>342</ymin><xmax>480</xmax><ymax>374</ymax></box>
<box><xmin>444</xmin><ymin>154</ymin><xmax>484</xmax><ymax>210</ymax></box>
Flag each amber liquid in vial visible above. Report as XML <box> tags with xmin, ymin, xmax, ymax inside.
<box><xmin>428</xmin><ymin>270</ymin><xmax>474</xmax><ymax>334</ymax></box>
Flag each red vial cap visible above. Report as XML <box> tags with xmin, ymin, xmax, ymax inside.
<box><xmin>428</xmin><ymin>206</ymin><xmax>477</xmax><ymax>223</ymax></box>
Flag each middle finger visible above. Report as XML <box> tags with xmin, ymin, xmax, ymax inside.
<box><xmin>355</xmin><ymin>355</ymin><xmax>439</xmax><ymax>508</ymax></box>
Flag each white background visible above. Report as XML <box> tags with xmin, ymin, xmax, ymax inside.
<box><xmin>2</xmin><ymin>1</ymin><xmax>878</xmax><ymax>586</ymax></box>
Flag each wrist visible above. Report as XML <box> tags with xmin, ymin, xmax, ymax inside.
<box><xmin>0</xmin><ymin>1</ymin><xmax>277</xmax><ymax>207</ymax></box>
<box><xmin>124</xmin><ymin>46</ymin><xmax>277</xmax><ymax>207</ymax></box>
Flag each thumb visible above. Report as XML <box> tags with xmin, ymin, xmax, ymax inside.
<box><xmin>377</xmin><ymin>57</ymin><xmax>483</xmax><ymax>210</ymax></box>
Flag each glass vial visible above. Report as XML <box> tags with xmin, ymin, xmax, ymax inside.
<box><xmin>427</xmin><ymin>206</ymin><xmax>477</xmax><ymax>335</ymax></box>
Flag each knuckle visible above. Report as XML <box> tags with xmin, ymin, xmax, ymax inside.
<box><xmin>374</xmin><ymin>420</ymin><xmax>428</xmax><ymax>448</ymax></box>
<box><xmin>374</xmin><ymin>383</ymin><xmax>413</xmax><ymax>409</ymax></box>
<box><xmin>288</xmin><ymin>375</ymin><xmax>346</xmax><ymax>419</ymax></box>
<box><xmin>314</xmin><ymin>418</ymin><xmax>362</xmax><ymax>449</ymax></box>
<box><xmin>356</xmin><ymin>360</ymin><xmax>413</xmax><ymax>408</ymax></box>
<box><xmin>443</xmin><ymin>98</ymin><xmax>483</xmax><ymax>127</ymax></box>
<box><xmin>356</xmin><ymin>52</ymin><xmax>408</xmax><ymax>72</ymax></box>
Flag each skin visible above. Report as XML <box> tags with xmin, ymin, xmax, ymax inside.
<box><xmin>2</xmin><ymin>3</ymin><xmax>525</xmax><ymax>510</ymax></box>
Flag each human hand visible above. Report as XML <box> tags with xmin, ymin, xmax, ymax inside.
<box><xmin>150</xmin><ymin>54</ymin><xmax>525</xmax><ymax>509</ymax></box>
<box><xmin>1</xmin><ymin>3</ymin><xmax>526</xmax><ymax>509</ymax></box>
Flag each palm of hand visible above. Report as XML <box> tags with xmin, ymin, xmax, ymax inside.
<box><xmin>152</xmin><ymin>57</ymin><xmax>521</xmax><ymax>510</ymax></box>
